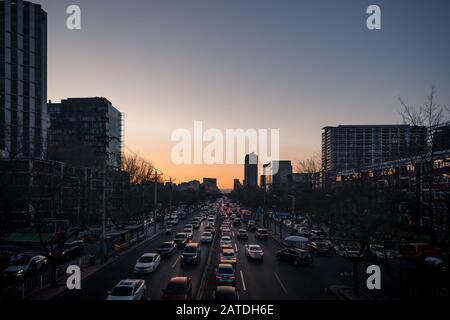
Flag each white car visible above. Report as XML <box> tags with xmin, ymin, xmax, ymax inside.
<box><xmin>220</xmin><ymin>236</ymin><xmax>233</xmax><ymax>248</ymax></box>
<box><xmin>201</xmin><ymin>231</ymin><xmax>213</xmax><ymax>243</ymax></box>
<box><xmin>183</xmin><ymin>226</ymin><xmax>194</xmax><ymax>239</ymax></box>
<box><xmin>4</xmin><ymin>254</ymin><xmax>47</xmax><ymax>279</ymax></box>
<box><xmin>106</xmin><ymin>279</ymin><xmax>147</xmax><ymax>300</ymax></box>
<box><xmin>134</xmin><ymin>253</ymin><xmax>161</xmax><ymax>273</ymax></box>
<box><xmin>245</xmin><ymin>244</ymin><xmax>264</xmax><ymax>260</ymax></box>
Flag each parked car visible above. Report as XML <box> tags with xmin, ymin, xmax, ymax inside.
<box><xmin>4</xmin><ymin>254</ymin><xmax>47</xmax><ymax>280</ymax></box>
<box><xmin>181</xmin><ymin>243</ymin><xmax>201</xmax><ymax>264</ymax></box>
<box><xmin>215</xmin><ymin>263</ymin><xmax>236</xmax><ymax>286</ymax></box>
<box><xmin>220</xmin><ymin>248</ymin><xmax>237</xmax><ymax>265</ymax></box>
<box><xmin>106</xmin><ymin>279</ymin><xmax>146</xmax><ymax>300</ymax></box>
<box><xmin>162</xmin><ymin>277</ymin><xmax>193</xmax><ymax>300</ymax></box>
<box><xmin>213</xmin><ymin>286</ymin><xmax>239</xmax><ymax>300</ymax></box>
<box><xmin>237</xmin><ymin>229</ymin><xmax>248</xmax><ymax>240</ymax></box>
<box><xmin>201</xmin><ymin>231</ymin><xmax>213</xmax><ymax>243</ymax></box>
<box><xmin>173</xmin><ymin>232</ymin><xmax>188</xmax><ymax>248</ymax></box>
<box><xmin>256</xmin><ymin>228</ymin><xmax>269</xmax><ymax>240</ymax></box>
<box><xmin>158</xmin><ymin>241</ymin><xmax>177</xmax><ymax>256</ymax></box>
<box><xmin>276</xmin><ymin>248</ymin><xmax>313</xmax><ymax>266</ymax></box>
<box><xmin>245</xmin><ymin>244</ymin><xmax>264</xmax><ymax>260</ymax></box>
<box><xmin>134</xmin><ymin>253</ymin><xmax>161</xmax><ymax>273</ymax></box>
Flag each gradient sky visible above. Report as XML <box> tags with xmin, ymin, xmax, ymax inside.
<box><xmin>34</xmin><ymin>0</ymin><xmax>450</xmax><ymax>189</ymax></box>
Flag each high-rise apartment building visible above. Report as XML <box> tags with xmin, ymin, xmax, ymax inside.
<box><xmin>47</xmin><ymin>97</ymin><xmax>123</xmax><ymax>169</ymax></box>
<box><xmin>322</xmin><ymin>125</ymin><xmax>427</xmax><ymax>173</ymax></box>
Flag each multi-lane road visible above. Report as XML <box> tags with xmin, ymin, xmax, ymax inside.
<box><xmin>56</xmin><ymin>203</ymin><xmax>394</xmax><ymax>300</ymax></box>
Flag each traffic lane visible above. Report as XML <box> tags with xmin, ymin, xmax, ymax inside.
<box><xmin>172</xmin><ymin>221</ymin><xmax>212</xmax><ymax>300</ymax></box>
<box><xmin>243</xmin><ymin>227</ymin><xmax>351</xmax><ymax>299</ymax></box>
<box><xmin>234</xmin><ymin>230</ymin><xmax>288</xmax><ymax>300</ymax></box>
<box><xmin>57</xmin><ymin>213</ymin><xmax>199</xmax><ymax>300</ymax></box>
<box><xmin>140</xmin><ymin>219</ymin><xmax>212</xmax><ymax>300</ymax></box>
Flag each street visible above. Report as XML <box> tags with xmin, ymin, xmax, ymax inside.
<box><xmin>54</xmin><ymin>203</ymin><xmax>392</xmax><ymax>301</ymax></box>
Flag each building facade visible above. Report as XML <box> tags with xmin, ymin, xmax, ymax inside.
<box><xmin>47</xmin><ymin>97</ymin><xmax>123</xmax><ymax>169</ymax></box>
<box><xmin>322</xmin><ymin>125</ymin><xmax>427</xmax><ymax>176</ymax></box>
<box><xmin>0</xmin><ymin>0</ymin><xmax>48</xmax><ymax>160</ymax></box>
<box><xmin>263</xmin><ymin>160</ymin><xmax>292</xmax><ymax>191</ymax></box>
<box><xmin>202</xmin><ymin>177</ymin><xmax>219</xmax><ymax>193</ymax></box>
<box><xmin>244</xmin><ymin>152</ymin><xmax>258</xmax><ymax>187</ymax></box>
<box><xmin>0</xmin><ymin>158</ymin><xmax>129</xmax><ymax>228</ymax></box>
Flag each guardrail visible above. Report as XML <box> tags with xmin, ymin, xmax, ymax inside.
<box><xmin>2</xmin><ymin>255</ymin><xmax>92</xmax><ymax>300</ymax></box>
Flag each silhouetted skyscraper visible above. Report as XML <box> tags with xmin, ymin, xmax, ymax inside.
<box><xmin>244</xmin><ymin>152</ymin><xmax>258</xmax><ymax>187</ymax></box>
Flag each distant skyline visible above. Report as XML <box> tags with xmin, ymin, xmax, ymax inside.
<box><xmin>35</xmin><ymin>0</ymin><xmax>450</xmax><ymax>188</ymax></box>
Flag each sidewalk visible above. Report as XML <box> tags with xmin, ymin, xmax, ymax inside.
<box><xmin>26</xmin><ymin>224</ymin><xmax>165</xmax><ymax>300</ymax></box>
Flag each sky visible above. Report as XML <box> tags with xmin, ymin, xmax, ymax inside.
<box><xmin>34</xmin><ymin>0</ymin><xmax>450</xmax><ymax>189</ymax></box>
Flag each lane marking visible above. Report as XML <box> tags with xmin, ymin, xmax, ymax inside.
<box><xmin>274</xmin><ymin>272</ymin><xmax>288</xmax><ymax>294</ymax></box>
<box><xmin>240</xmin><ymin>270</ymin><xmax>247</xmax><ymax>291</ymax></box>
<box><xmin>232</xmin><ymin>231</ymin><xmax>235</xmax><ymax>237</ymax></box>
<box><xmin>171</xmin><ymin>256</ymin><xmax>180</xmax><ymax>268</ymax></box>
<box><xmin>234</xmin><ymin>243</ymin><xmax>238</xmax><ymax>252</ymax></box>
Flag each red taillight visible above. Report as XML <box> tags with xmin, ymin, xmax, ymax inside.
<box><xmin>216</xmin><ymin>276</ymin><xmax>222</xmax><ymax>279</ymax></box>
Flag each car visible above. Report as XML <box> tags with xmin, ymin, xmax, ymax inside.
<box><xmin>106</xmin><ymin>279</ymin><xmax>146</xmax><ymax>300</ymax></box>
<box><xmin>310</xmin><ymin>229</ymin><xmax>327</xmax><ymax>240</ymax></box>
<box><xmin>298</xmin><ymin>227</ymin><xmax>309</xmax><ymax>237</ymax></box>
<box><xmin>181</xmin><ymin>243</ymin><xmax>201</xmax><ymax>264</ymax></box>
<box><xmin>192</xmin><ymin>219</ymin><xmax>201</xmax><ymax>229</ymax></box>
<box><xmin>61</xmin><ymin>240</ymin><xmax>85</xmax><ymax>261</ymax></box>
<box><xmin>256</xmin><ymin>228</ymin><xmax>269</xmax><ymax>240</ymax></box>
<box><xmin>221</xmin><ymin>229</ymin><xmax>231</xmax><ymax>238</ymax></box>
<box><xmin>213</xmin><ymin>286</ymin><xmax>239</xmax><ymax>300</ymax></box>
<box><xmin>237</xmin><ymin>229</ymin><xmax>248</xmax><ymax>240</ymax></box>
<box><xmin>245</xmin><ymin>244</ymin><xmax>264</xmax><ymax>260</ymax></box>
<box><xmin>201</xmin><ymin>231</ymin><xmax>213</xmax><ymax>243</ymax></box>
<box><xmin>247</xmin><ymin>221</ymin><xmax>256</xmax><ymax>232</ymax></box>
<box><xmin>174</xmin><ymin>232</ymin><xmax>189</xmax><ymax>248</ymax></box>
<box><xmin>207</xmin><ymin>217</ymin><xmax>215</xmax><ymax>225</ymax></box>
<box><xmin>276</xmin><ymin>248</ymin><xmax>313</xmax><ymax>266</ymax></box>
<box><xmin>183</xmin><ymin>226</ymin><xmax>194</xmax><ymax>239</ymax></box>
<box><xmin>162</xmin><ymin>277</ymin><xmax>193</xmax><ymax>300</ymax></box>
<box><xmin>204</xmin><ymin>225</ymin><xmax>215</xmax><ymax>234</ymax></box>
<box><xmin>165</xmin><ymin>226</ymin><xmax>173</xmax><ymax>235</ymax></box>
<box><xmin>134</xmin><ymin>253</ymin><xmax>161</xmax><ymax>273</ymax></box>
<box><xmin>215</xmin><ymin>263</ymin><xmax>236</xmax><ymax>286</ymax></box>
<box><xmin>308</xmin><ymin>240</ymin><xmax>331</xmax><ymax>254</ymax></box>
<box><xmin>233</xmin><ymin>218</ymin><xmax>242</xmax><ymax>226</ymax></box>
<box><xmin>220</xmin><ymin>236</ymin><xmax>233</xmax><ymax>249</ymax></box>
<box><xmin>158</xmin><ymin>241</ymin><xmax>177</xmax><ymax>256</ymax></box>
<box><xmin>4</xmin><ymin>254</ymin><xmax>47</xmax><ymax>280</ymax></box>
<box><xmin>169</xmin><ymin>217</ymin><xmax>179</xmax><ymax>225</ymax></box>
<box><xmin>220</xmin><ymin>248</ymin><xmax>237</xmax><ymax>265</ymax></box>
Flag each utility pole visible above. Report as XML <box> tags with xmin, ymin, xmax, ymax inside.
<box><xmin>154</xmin><ymin>169</ymin><xmax>158</xmax><ymax>234</ymax></box>
<box><xmin>101</xmin><ymin>160</ymin><xmax>107</xmax><ymax>263</ymax></box>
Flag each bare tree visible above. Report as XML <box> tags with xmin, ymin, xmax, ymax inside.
<box><xmin>399</xmin><ymin>86</ymin><xmax>449</xmax><ymax>243</ymax></box>
<box><xmin>295</xmin><ymin>152</ymin><xmax>321</xmax><ymax>174</ymax></box>
<box><xmin>121</xmin><ymin>151</ymin><xmax>158</xmax><ymax>184</ymax></box>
